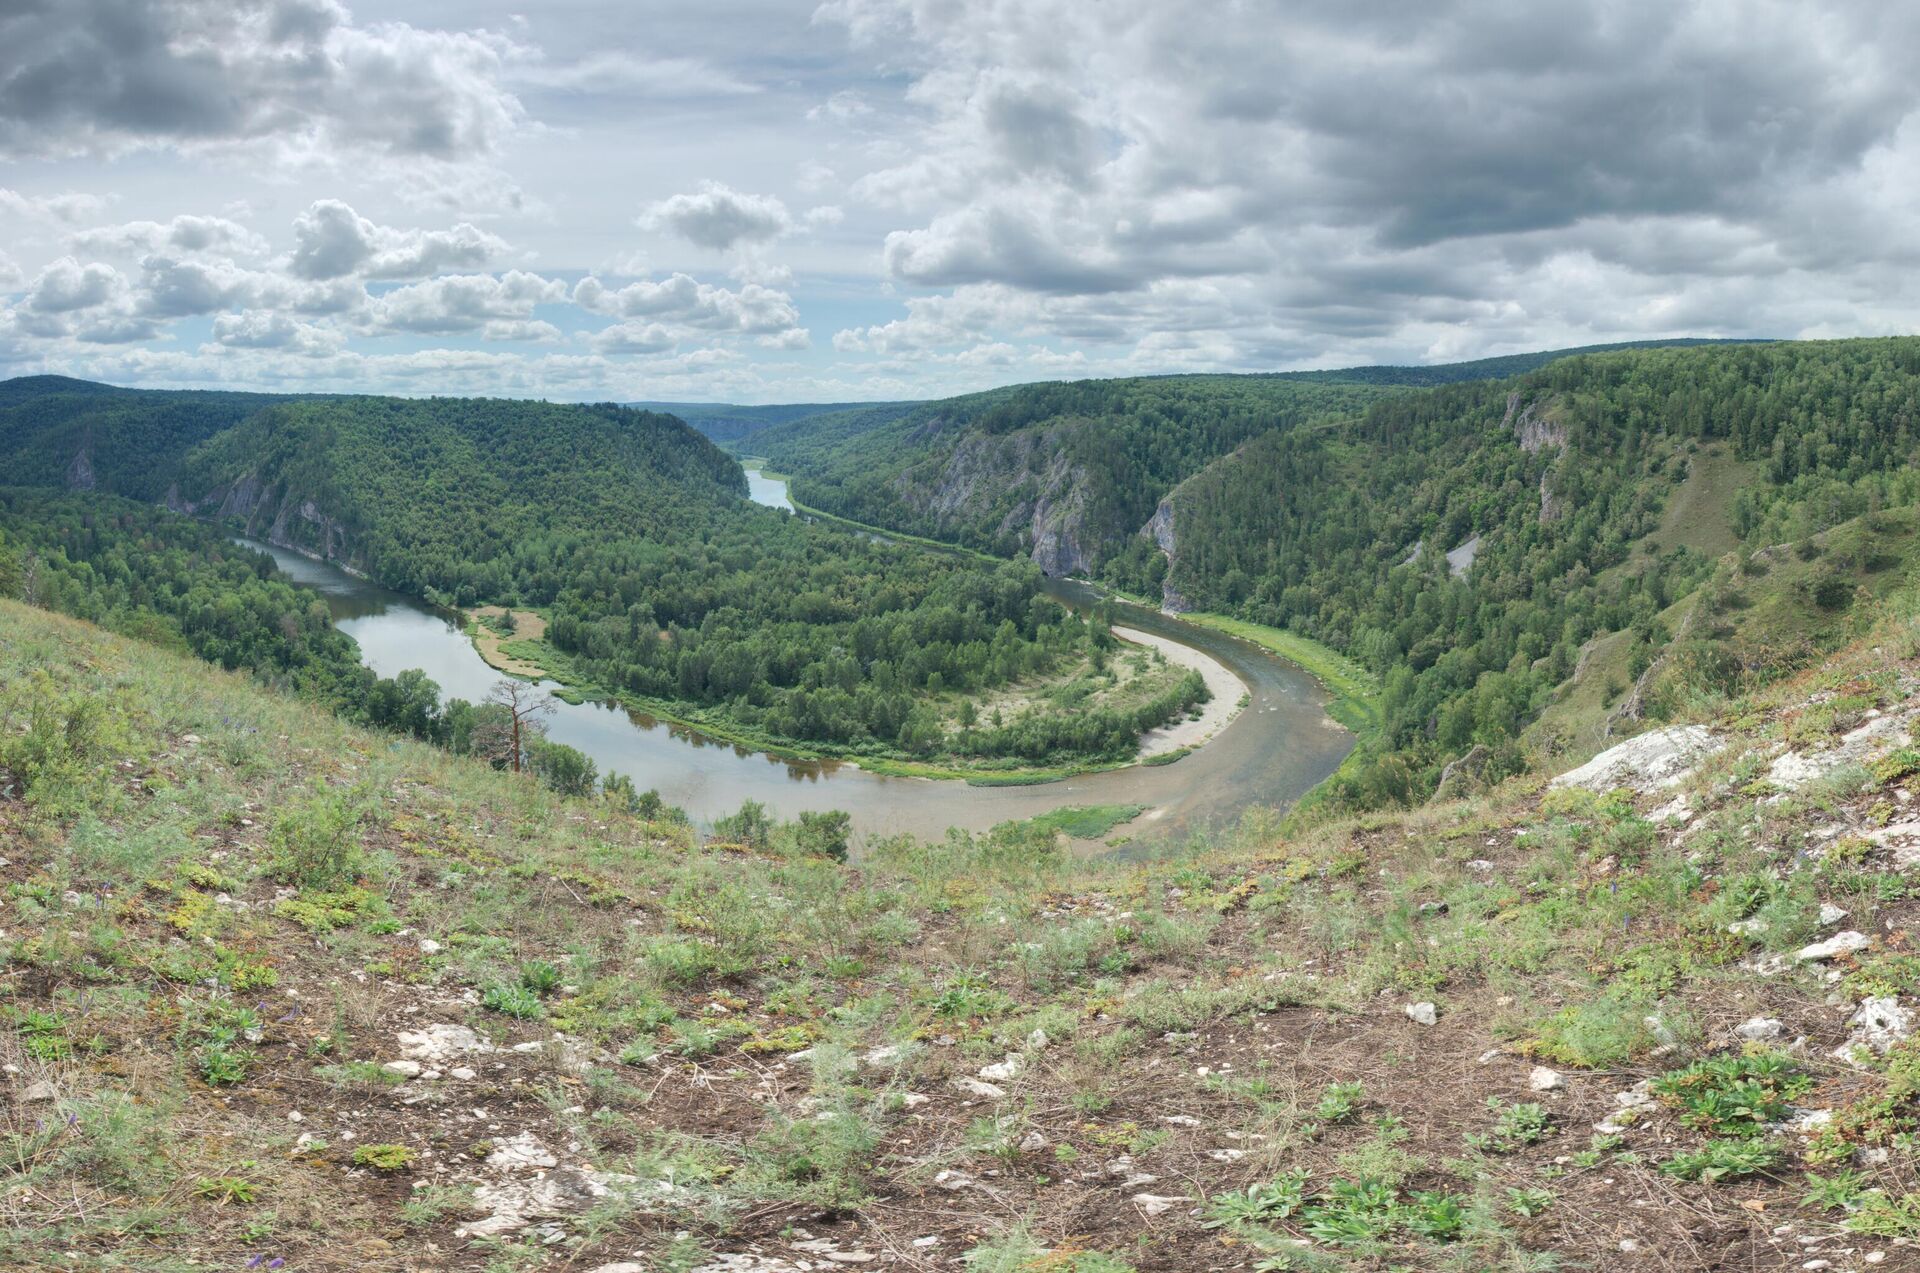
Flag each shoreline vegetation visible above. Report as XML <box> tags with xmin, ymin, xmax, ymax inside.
<box><xmin>456</xmin><ymin>595</ymin><xmax>1214</xmax><ymax>788</ymax></box>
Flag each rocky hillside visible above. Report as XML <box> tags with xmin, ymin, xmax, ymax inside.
<box><xmin>7</xmin><ymin>560</ymin><xmax>1920</xmax><ymax>1269</ymax></box>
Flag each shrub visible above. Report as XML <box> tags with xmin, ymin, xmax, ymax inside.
<box><xmin>351</xmin><ymin>1143</ymin><xmax>417</xmax><ymax>1172</ymax></box>
<box><xmin>265</xmin><ymin>788</ymin><xmax>366</xmax><ymax>888</ymax></box>
<box><xmin>482</xmin><ymin>983</ymin><xmax>544</xmax><ymax>1019</ymax></box>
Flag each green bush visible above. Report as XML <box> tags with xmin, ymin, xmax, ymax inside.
<box><xmin>265</xmin><ymin>788</ymin><xmax>366</xmax><ymax>888</ymax></box>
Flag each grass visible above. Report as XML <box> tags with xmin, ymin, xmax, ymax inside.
<box><xmin>997</xmin><ymin>803</ymin><xmax>1146</xmax><ymax>841</ymax></box>
<box><xmin>6</xmin><ymin>583</ymin><xmax>1920</xmax><ymax>1270</ymax></box>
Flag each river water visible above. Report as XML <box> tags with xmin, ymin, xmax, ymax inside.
<box><xmin>251</xmin><ymin>473</ymin><xmax>1351</xmax><ymax>845</ymax></box>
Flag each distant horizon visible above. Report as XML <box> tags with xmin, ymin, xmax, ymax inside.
<box><xmin>1</xmin><ymin>334</ymin><xmax>1792</xmax><ymax>409</ymax></box>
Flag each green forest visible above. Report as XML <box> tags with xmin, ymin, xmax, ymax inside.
<box><xmin>760</xmin><ymin>339</ymin><xmax>1920</xmax><ymax>813</ymax></box>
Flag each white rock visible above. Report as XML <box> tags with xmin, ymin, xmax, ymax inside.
<box><xmin>1132</xmin><ymin>1194</ymin><xmax>1186</xmax><ymax>1216</ymax></box>
<box><xmin>450</xmin><ymin>1066</ymin><xmax>477</xmax><ymax>1081</ymax></box>
<box><xmin>1025</xmin><ymin>1028</ymin><xmax>1051</xmax><ymax>1051</ymax></box>
<box><xmin>979</xmin><ymin>1054</ymin><xmax>1025</xmax><ymax>1082</ymax></box>
<box><xmin>1018</xmin><ymin>1130</ymin><xmax>1048</xmax><ymax>1152</ymax></box>
<box><xmin>932</xmin><ymin>1169</ymin><xmax>976</xmax><ymax>1192</ymax></box>
<box><xmin>1796</xmin><ymin>931</ymin><xmax>1871</xmax><ymax>962</ymax></box>
<box><xmin>586</xmin><ymin>1265</ymin><xmax>647</xmax><ymax>1273</ymax></box>
<box><xmin>951</xmin><ymin>1077</ymin><xmax>1005</xmax><ymax>1100</ymax></box>
<box><xmin>861</xmin><ymin>1044</ymin><xmax>908</xmax><ymax>1069</ymax></box>
<box><xmin>397</xmin><ymin>1023</ymin><xmax>494</xmax><ymax>1063</ymax></box>
<box><xmin>486</xmin><ymin>1132</ymin><xmax>558</xmax><ymax>1171</ymax></box>
<box><xmin>1162</xmin><ymin>1114</ymin><xmax>1203</xmax><ymax>1126</ymax></box>
<box><xmin>1529</xmin><ymin>1067</ymin><xmax>1564</xmax><ymax>1091</ymax></box>
<box><xmin>1404</xmin><ymin>1001</ymin><xmax>1438</xmax><ymax>1026</ymax></box>
<box><xmin>1551</xmin><ymin>726</ymin><xmax>1723</xmax><ymax>794</ymax></box>
<box><xmin>382</xmin><ymin>1060</ymin><xmax>424</xmax><ymax>1079</ymax></box>
<box><xmin>1818</xmin><ymin>903</ymin><xmax>1849</xmax><ymax>926</ymax></box>
<box><xmin>418</xmin><ymin>939</ymin><xmax>442</xmax><ymax>955</ymax></box>
<box><xmin>1834</xmin><ymin>997</ymin><xmax>1912</xmax><ymax>1061</ymax></box>
<box><xmin>1736</xmin><ymin>1017</ymin><xmax>1785</xmax><ymax>1042</ymax></box>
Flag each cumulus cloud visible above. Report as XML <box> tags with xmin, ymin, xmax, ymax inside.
<box><xmin>24</xmin><ymin>258</ymin><xmax>127</xmax><ymax>314</ymax></box>
<box><xmin>373</xmin><ymin>270</ymin><xmax>567</xmax><ymax>333</ymax></box>
<box><xmin>641</xmin><ymin>182</ymin><xmax>792</xmax><ymax>251</ymax></box>
<box><xmin>290</xmin><ymin>200</ymin><xmax>507</xmax><ymax>280</ymax></box>
<box><xmin>0</xmin><ymin>188</ymin><xmax>113</xmax><ymax>223</ymax></box>
<box><xmin>210</xmin><ymin>309</ymin><xmax>343</xmax><ymax>356</ymax></box>
<box><xmin>72</xmin><ymin>215</ymin><xmax>270</xmax><ymax>259</ymax></box>
<box><xmin>0</xmin><ymin>0</ymin><xmax>525</xmax><ymax>162</ymax></box>
<box><xmin>573</xmin><ymin>272</ymin><xmax>804</xmax><ymax>338</ymax></box>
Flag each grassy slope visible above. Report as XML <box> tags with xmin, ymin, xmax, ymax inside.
<box><xmin>10</xmin><ymin>585</ymin><xmax>1920</xmax><ymax>1270</ymax></box>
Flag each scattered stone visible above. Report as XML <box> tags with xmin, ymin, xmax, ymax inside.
<box><xmin>979</xmin><ymin>1054</ymin><xmax>1025</xmax><ymax>1082</ymax></box>
<box><xmin>1796</xmin><ymin>931</ymin><xmax>1871</xmax><ymax>962</ymax></box>
<box><xmin>382</xmin><ymin>1060</ymin><xmax>424</xmax><ymax>1079</ymax></box>
<box><xmin>1818</xmin><ymin>903</ymin><xmax>1849</xmax><ymax>927</ymax></box>
<box><xmin>1018</xmin><ymin>1130</ymin><xmax>1048</xmax><ymax>1152</ymax></box>
<box><xmin>1552</xmin><ymin>726</ymin><xmax>1723</xmax><ymax>794</ymax></box>
<box><xmin>1025</xmin><ymin>1028</ymin><xmax>1051</xmax><ymax>1051</ymax></box>
<box><xmin>1835</xmin><ymin>998</ymin><xmax>1912</xmax><ymax>1061</ymax></box>
<box><xmin>1465</xmin><ymin>859</ymin><xmax>1496</xmax><ymax>873</ymax></box>
<box><xmin>1529</xmin><ymin>1067</ymin><xmax>1564</xmax><ymax>1091</ymax></box>
<box><xmin>22</xmin><ymin>1080</ymin><xmax>57</xmax><ymax>1102</ymax></box>
<box><xmin>1404</xmin><ymin>1001</ymin><xmax>1438</xmax><ymax>1026</ymax></box>
<box><xmin>951</xmin><ymin>1077</ymin><xmax>1005</xmax><ymax>1100</ymax></box>
<box><xmin>1162</xmin><ymin>1114</ymin><xmax>1203</xmax><ymax>1126</ymax></box>
<box><xmin>1736</xmin><ymin>1017</ymin><xmax>1785</xmax><ymax>1043</ymax></box>
<box><xmin>397</xmin><ymin>1023</ymin><xmax>494</xmax><ymax>1063</ymax></box>
<box><xmin>417</xmin><ymin>939</ymin><xmax>442</xmax><ymax>955</ymax></box>
<box><xmin>450</xmin><ymin>1066</ymin><xmax>477</xmax><ymax>1081</ymax></box>
<box><xmin>1132</xmin><ymin>1194</ymin><xmax>1185</xmax><ymax>1216</ymax></box>
<box><xmin>486</xmin><ymin>1132</ymin><xmax>558</xmax><ymax>1172</ymax></box>
<box><xmin>861</xmin><ymin>1044</ymin><xmax>908</xmax><ymax>1069</ymax></box>
<box><xmin>586</xmin><ymin>1265</ymin><xmax>646</xmax><ymax>1273</ymax></box>
<box><xmin>933</xmin><ymin>1169</ymin><xmax>976</xmax><ymax>1192</ymax></box>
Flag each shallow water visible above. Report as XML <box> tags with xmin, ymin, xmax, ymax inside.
<box><xmin>250</xmin><ymin>475</ymin><xmax>1352</xmax><ymax>844</ymax></box>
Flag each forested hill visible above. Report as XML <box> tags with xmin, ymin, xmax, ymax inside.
<box><xmin>761</xmin><ymin>337</ymin><xmax>1920</xmax><ymax>813</ymax></box>
<box><xmin>754</xmin><ymin>376</ymin><xmax>1393</xmax><ymax>573</ymax></box>
<box><xmin>747</xmin><ymin>340</ymin><xmax>1759</xmax><ymax>577</ymax></box>
<box><xmin>0</xmin><ymin>376</ymin><xmax>293</xmax><ymax>501</ymax></box>
<box><xmin>169</xmin><ymin>397</ymin><xmax>746</xmax><ymax>599</ymax></box>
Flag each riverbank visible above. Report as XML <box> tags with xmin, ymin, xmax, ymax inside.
<box><xmin>1118</xmin><ymin>624</ymin><xmax>1249</xmax><ymax>757</ymax></box>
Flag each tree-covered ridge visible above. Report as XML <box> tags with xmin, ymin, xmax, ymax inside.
<box><xmin>757</xmin><ymin>375</ymin><xmax>1391</xmax><ymax>566</ymax></box>
<box><xmin>0</xmin><ymin>379</ymin><xmax>291</xmax><ymax>501</ymax></box>
<box><xmin>1143</xmin><ymin>338</ymin><xmax>1920</xmax><ymax>808</ymax></box>
<box><xmin>174</xmin><ymin>396</ymin><xmax>747</xmax><ymax>601</ymax></box>
<box><xmin>633</xmin><ymin>399</ymin><xmax>917</xmax><ymax>446</ymax></box>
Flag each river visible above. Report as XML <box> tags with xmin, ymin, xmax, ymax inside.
<box><xmin>250</xmin><ymin>472</ymin><xmax>1352</xmax><ymax>846</ymax></box>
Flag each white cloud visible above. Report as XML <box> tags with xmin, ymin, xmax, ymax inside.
<box><xmin>0</xmin><ymin>0</ymin><xmax>526</xmax><ymax>163</ymax></box>
<box><xmin>290</xmin><ymin>200</ymin><xmax>507</xmax><ymax>280</ymax></box>
<box><xmin>73</xmin><ymin>216</ymin><xmax>270</xmax><ymax>260</ymax></box>
<box><xmin>641</xmin><ymin>182</ymin><xmax>792</xmax><ymax>251</ymax></box>
<box><xmin>373</xmin><ymin>270</ymin><xmax>567</xmax><ymax>333</ymax></box>
<box><xmin>25</xmin><ymin>257</ymin><xmax>126</xmax><ymax>313</ymax></box>
<box><xmin>210</xmin><ymin>309</ymin><xmax>343</xmax><ymax>356</ymax></box>
<box><xmin>0</xmin><ymin>188</ymin><xmax>113</xmax><ymax>223</ymax></box>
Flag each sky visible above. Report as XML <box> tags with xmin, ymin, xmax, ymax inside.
<box><xmin>1</xmin><ymin>1</ymin><xmax>1917</xmax><ymax>404</ymax></box>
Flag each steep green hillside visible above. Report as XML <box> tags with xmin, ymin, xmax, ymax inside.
<box><xmin>7</xmin><ymin>568</ymin><xmax>1920</xmax><ymax>1270</ymax></box>
<box><xmin>1144</xmin><ymin>339</ymin><xmax>1920</xmax><ymax>810</ymax></box>
<box><xmin>760</xmin><ymin>376</ymin><xmax>1390</xmax><ymax>573</ymax></box>
<box><xmin>170</xmin><ymin>396</ymin><xmax>748</xmax><ymax>598</ymax></box>
<box><xmin>0</xmin><ymin>377</ymin><xmax>289</xmax><ymax>501</ymax></box>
